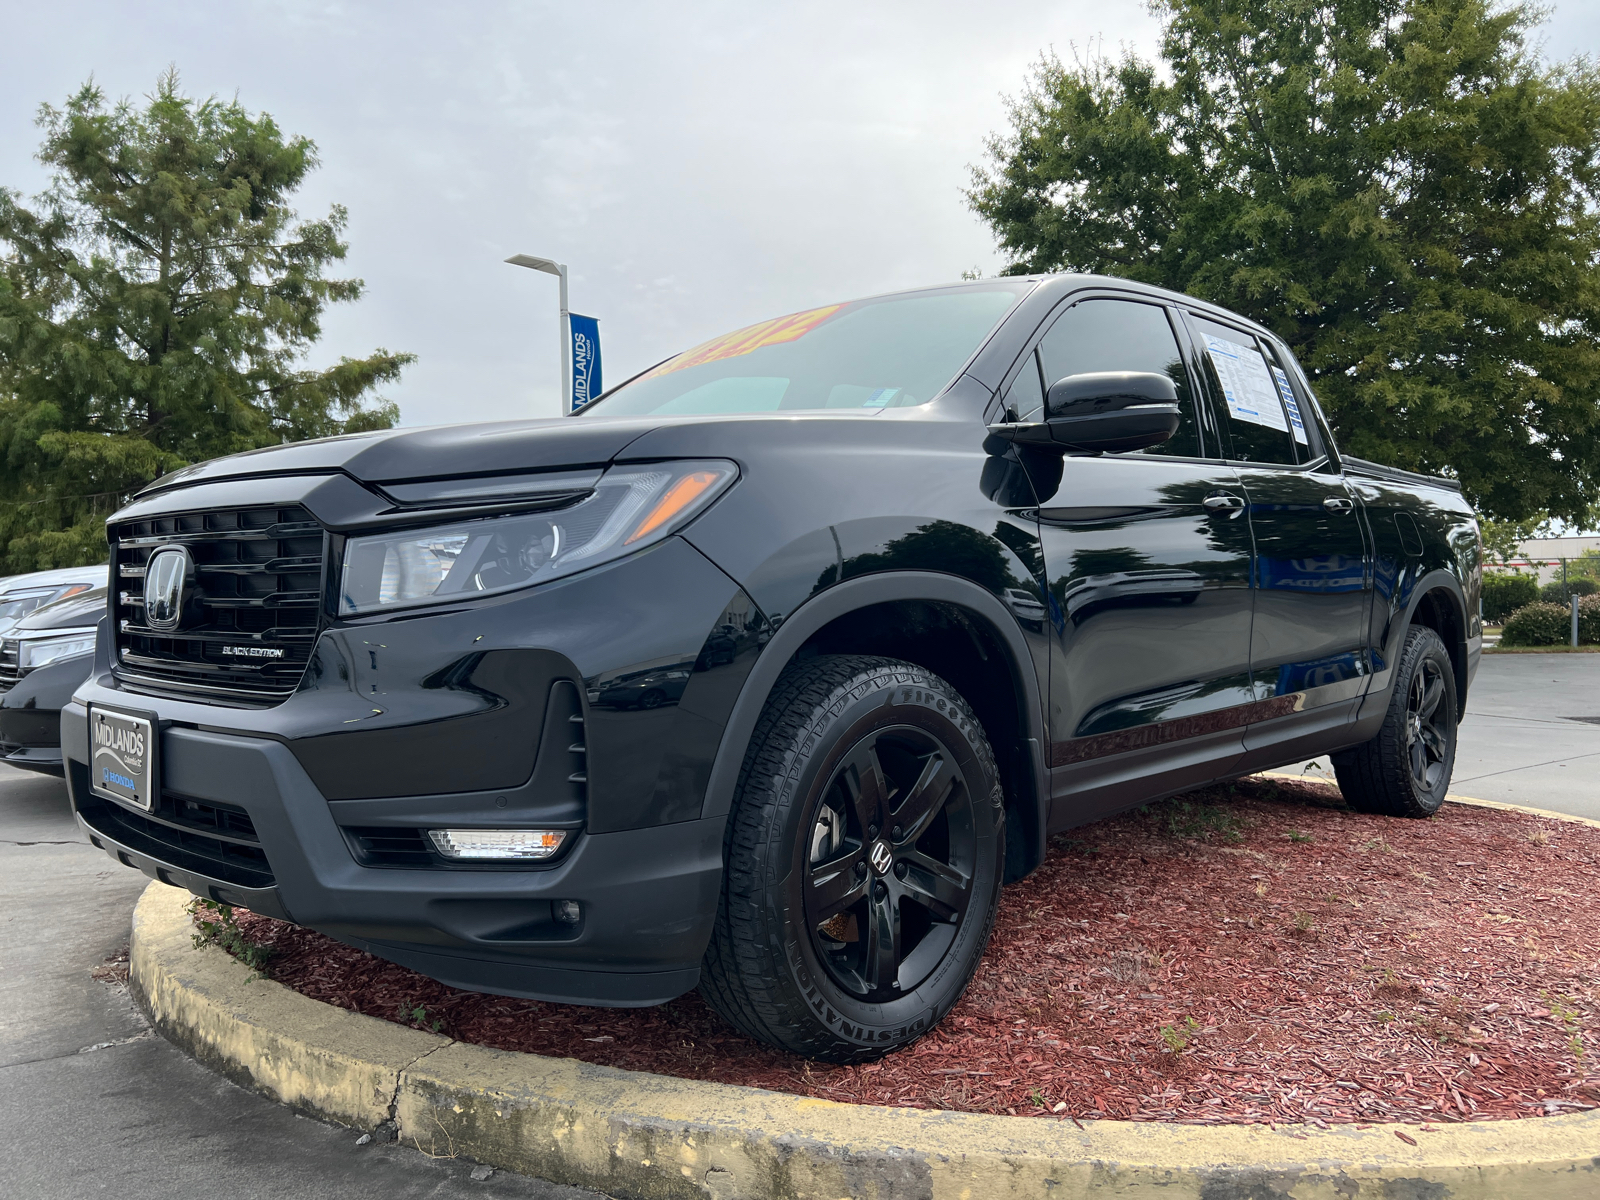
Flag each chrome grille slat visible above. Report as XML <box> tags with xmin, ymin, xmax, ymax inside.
<box><xmin>111</xmin><ymin>503</ymin><xmax>326</xmax><ymax>704</ymax></box>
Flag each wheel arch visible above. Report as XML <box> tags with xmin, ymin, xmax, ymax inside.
<box><xmin>1398</xmin><ymin>570</ymin><xmax>1471</xmax><ymax>718</ymax></box>
<box><xmin>699</xmin><ymin>572</ymin><xmax>1050</xmax><ymax>880</ymax></box>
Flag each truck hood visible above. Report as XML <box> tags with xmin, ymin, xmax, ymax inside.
<box><xmin>140</xmin><ymin>414</ymin><xmax>672</xmax><ymax>493</ymax></box>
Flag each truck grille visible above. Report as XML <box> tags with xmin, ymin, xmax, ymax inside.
<box><xmin>111</xmin><ymin>505</ymin><xmax>327</xmax><ymax>704</ymax></box>
<box><xmin>0</xmin><ymin>638</ymin><xmax>19</xmax><ymax>693</ymax></box>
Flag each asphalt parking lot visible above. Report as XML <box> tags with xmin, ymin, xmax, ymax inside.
<box><xmin>1</xmin><ymin>652</ymin><xmax>1594</xmax><ymax>1198</ymax></box>
<box><xmin>0</xmin><ymin>765</ymin><xmax>601</xmax><ymax>1199</ymax></box>
<box><xmin>1289</xmin><ymin>652</ymin><xmax>1600</xmax><ymax>822</ymax></box>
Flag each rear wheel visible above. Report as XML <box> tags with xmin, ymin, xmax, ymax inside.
<box><xmin>1332</xmin><ymin>626</ymin><xmax>1458</xmax><ymax>817</ymax></box>
<box><xmin>700</xmin><ymin>655</ymin><xmax>1005</xmax><ymax>1062</ymax></box>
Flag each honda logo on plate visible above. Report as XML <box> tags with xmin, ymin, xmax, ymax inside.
<box><xmin>143</xmin><ymin>546</ymin><xmax>193</xmax><ymax>632</ymax></box>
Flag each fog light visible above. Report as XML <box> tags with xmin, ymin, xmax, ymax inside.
<box><xmin>553</xmin><ymin>900</ymin><xmax>582</xmax><ymax>923</ymax></box>
<box><xmin>427</xmin><ymin>829</ymin><xmax>566</xmax><ymax>860</ymax></box>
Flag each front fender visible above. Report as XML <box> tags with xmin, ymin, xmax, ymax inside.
<box><xmin>694</xmin><ymin>570</ymin><xmax>1051</xmax><ymax>877</ymax></box>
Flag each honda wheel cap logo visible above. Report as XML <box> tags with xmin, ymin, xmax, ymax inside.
<box><xmin>869</xmin><ymin>840</ymin><xmax>894</xmax><ymax>876</ymax></box>
<box><xmin>144</xmin><ymin>546</ymin><xmax>192</xmax><ymax>632</ymax></box>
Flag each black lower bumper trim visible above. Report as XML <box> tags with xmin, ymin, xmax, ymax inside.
<box><xmin>345</xmin><ymin>937</ymin><xmax>701</xmax><ymax>1007</ymax></box>
<box><xmin>1</xmin><ymin>744</ymin><xmax>64</xmax><ymax>776</ymax></box>
<box><xmin>78</xmin><ymin>817</ymin><xmax>290</xmax><ymax>920</ymax></box>
<box><xmin>72</xmin><ymin>764</ymin><xmax>275</xmax><ymax>890</ymax></box>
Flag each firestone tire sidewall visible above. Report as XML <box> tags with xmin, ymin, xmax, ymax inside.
<box><xmin>770</xmin><ymin>670</ymin><xmax>1004</xmax><ymax>1052</ymax></box>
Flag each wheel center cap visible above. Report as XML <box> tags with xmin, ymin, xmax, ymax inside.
<box><xmin>868</xmin><ymin>840</ymin><xmax>894</xmax><ymax>876</ymax></box>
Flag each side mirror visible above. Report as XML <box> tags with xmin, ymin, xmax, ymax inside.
<box><xmin>988</xmin><ymin>371</ymin><xmax>1181</xmax><ymax>454</ymax></box>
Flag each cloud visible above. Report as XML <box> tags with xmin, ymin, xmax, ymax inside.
<box><xmin>4</xmin><ymin>1</ymin><xmax>1594</xmax><ymax>426</ymax></box>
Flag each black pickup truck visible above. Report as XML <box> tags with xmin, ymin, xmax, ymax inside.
<box><xmin>64</xmin><ymin>275</ymin><xmax>1479</xmax><ymax>1062</ymax></box>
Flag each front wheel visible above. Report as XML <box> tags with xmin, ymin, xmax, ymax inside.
<box><xmin>1332</xmin><ymin>626</ymin><xmax>1458</xmax><ymax>817</ymax></box>
<box><xmin>699</xmin><ymin>655</ymin><xmax>1005</xmax><ymax>1062</ymax></box>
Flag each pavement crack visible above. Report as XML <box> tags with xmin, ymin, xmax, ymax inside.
<box><xmin>385</xmin><ymin>1040</ymin><xmax>455</xmax><ymax>1131</ymax></box>
<box><xmin>0</xmin><ymin>1029</ymin><xmax>154</xmax><ymax>1070</ymax></box>
<box><xmin>1454</xmin><ymin>747</ymin><xmax>1600</xmax><ymax>783</ymax></box>
<box><xmin>78</xmin><ymin>1031</ymin><xmax>155</xmax><ymax>1054</ymax></box>
<box><xmin>0</xmin><ymin>839</ymin><xmax>83</xmax><ymax>846</ymax></box>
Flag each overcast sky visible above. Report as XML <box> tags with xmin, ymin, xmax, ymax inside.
<box><xmin>4</xmin><ymin>1</ymin><xmax>1598</xmax><ymax>428</ymax></box>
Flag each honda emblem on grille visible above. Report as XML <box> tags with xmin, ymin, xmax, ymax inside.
<box><xmin>144</xmin><ymin>545</ymin><xmax>193</xmax><ymax>632</ymax></box>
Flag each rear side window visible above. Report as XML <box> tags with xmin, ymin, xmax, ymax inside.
<box><xmin>1263</xmin><ymin>341</ymin><xmax>1338</xmax><ymax>463</ymax></box>
<box><xmin>1032</xmin><ymin>298</ymin><xmax>1203</xmax><ymax>458</ymax></box>
<box><xmin>1190</xmin><ymin>315</ymin><xmax>1299</xmax><ymax>465</ymax></box>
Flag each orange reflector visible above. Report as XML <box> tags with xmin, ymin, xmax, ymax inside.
<box><xmin>625</xmin><ymin>471</ymin><xmax>721</xmax><ymax>544</ymax></box>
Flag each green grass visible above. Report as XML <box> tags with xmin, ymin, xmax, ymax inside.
<box><xmin>1149</xmin><ymin>797</ymin><xmax>1244</xmax><ymax>843</ymax></box>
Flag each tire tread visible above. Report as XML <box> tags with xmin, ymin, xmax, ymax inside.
<box><xmin>700</xmin><ymin>654</ymin><xmax>1001</xmax><ymax>1062</ymax></box>
<box><xmin>1332</xmin><ymin>626</ymin><xmax>1456</xmax><ymax>818</ymax></box>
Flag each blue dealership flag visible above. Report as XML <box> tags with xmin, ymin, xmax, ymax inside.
<box><xmin>569</xmin><ymin>313</ymin><xmax>602</xmax><ymax>412</ymax></box>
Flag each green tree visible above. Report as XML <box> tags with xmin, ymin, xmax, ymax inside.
<box><xmin>968</xmin><ymin>0</ymin><xmax>1600</xmax><ymax>526</ymax></box>
<box><xmin>0</xmin><ymin>71</ymin><xmax>412</xmax><ymax>571</ymax></box>
<box><xmin>1478</xmin><ymin>511</ymin><xmax>1551</xmax><ymax>566</ymax></box>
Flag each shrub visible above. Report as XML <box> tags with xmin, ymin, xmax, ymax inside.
<box><xmin>1540</xmin><ymin>577</ymin><xmax>1599</xmax><ymax>604</ymax></box>
<box><xmin>1482</xmin><ymin>572</ymin><xmax>1539</xmax><ymax>623</ymax></box>
<box><xmin>1501</xmin><ymin>602</ymin><xmax>1577</xmax><ymax>646</ymax></box>
<box><xmin>1582</xmin><ymin>594</ymin><xmax>1600</xmax><ymax>645</ymax></box>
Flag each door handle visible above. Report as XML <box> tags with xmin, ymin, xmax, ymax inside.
<box><xmin>1323</xmin><ymin>496</ymin><xmax>1355</xmax><ymax>513</ymax></box>
<box><xmin>1203</xmin><ymin>493</ymin><xmax>1245</xmax><ymax>512</ymax></box>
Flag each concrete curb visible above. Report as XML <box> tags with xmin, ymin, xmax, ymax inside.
<box><xmin>130</xmin><ymin>882</ymin><xmax>1600</xmax><ymax>1199</ymax></box>
<box><xmin>1257</xmin><ymin>770</ymin><xmax>1600</xmax><ymax>830</ymax></box>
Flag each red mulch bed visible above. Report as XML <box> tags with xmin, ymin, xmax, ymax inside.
<box><xmin>213</xmin><ymin>776</ymin><xmax>1600</xmax><ymax>1126</ymax></box>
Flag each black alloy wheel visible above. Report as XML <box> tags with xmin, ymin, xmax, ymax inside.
<box><xmin>1333</xmin><ymin>625</ymin><xmax>1458</xmax><ymax>818</ymax></box>
<box><xmin>1404</xmin><ymin>655</ymin><xmax>1450</xmax><ymax>795</ymax></box>
<box><xmin>803</xmin><ymin>725</ymin><xmax>976</xmax><ymax>1001</ymax></box>
<box><xmin>700</xmin><ymin>655</ymin><xmax>1005</xmax><ymax>1063</ymax></box>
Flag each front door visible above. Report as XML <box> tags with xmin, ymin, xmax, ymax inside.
<box><xmin>1008</xmin><ymin>295</ymin><xmax>1257</xmax><ymax>829</ymax></box>
<box><xmin>1185</xmin><ymin>314</ymin><xmax>1374</xmax><ymax>767</ymax></box>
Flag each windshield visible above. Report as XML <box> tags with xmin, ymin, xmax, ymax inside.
<box><xmin>580</xmin><ymin>285</ymin><xmax>1027</xmax><ymax>417</ymax></box>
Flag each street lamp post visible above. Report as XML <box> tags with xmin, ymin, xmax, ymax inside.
<box><xmin>505</xmin><ymin>253</ymin><xmax>569</xmax><ymax>415</ymax></box>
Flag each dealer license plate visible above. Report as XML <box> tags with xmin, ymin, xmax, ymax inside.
<box><xmin>88</xmin><ymin>707</ymin><xmax>156</xmax><ymax>812</ymax></box>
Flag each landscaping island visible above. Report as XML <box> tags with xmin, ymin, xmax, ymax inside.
<box><xmin>202</xmin><ymin>776</ymin><xmax>1600</xmax><ymax>1128</ymax></box>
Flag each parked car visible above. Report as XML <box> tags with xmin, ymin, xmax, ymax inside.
<box><xmin>0</xmin><ymin>564</ymin><xmax>106</xmax><ymax>638</ymax></box>
<box><xmin>0</xmin><ymin>586</ymin><xmax>105</xmax><ymax>775</ymax></box>
<box><xmin>62</xmin><ymin>275</ymin><xmax>1479</xmax><ymax>1062</ymax></box>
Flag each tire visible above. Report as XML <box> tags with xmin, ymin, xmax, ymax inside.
<box><xmin>700</xmin><ymin>655</ymin><xmax>1006</xmax><ymax>1062</ymax></box>
<box><xmin>1332</xmin><ymin>626</ymin><xmax>1458</xmax><ymax>817</ymax></box>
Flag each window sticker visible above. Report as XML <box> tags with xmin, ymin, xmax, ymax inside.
<box><xmin>643</xmin><ymin>303</ymin><xmax>847</xmax><ymax>379</ymax></box>
<box><xmin>862</xmin><ymin>387</ymin><xmax>899</xmax><ymax>407</ymax></box>
<box><xmin>1270</xmin><ymin>366</ymin><xmax>1308</xmax><ymax>444</ymax></box>
<box><xmin>1203</xmin><ymin>334</ymin><xmax>1287</xmax><ymax>432</ymax></box>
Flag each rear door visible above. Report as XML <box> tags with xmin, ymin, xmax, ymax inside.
<box><xmin>1184</xmin><ymin>313</ymin><xmax>1374</xmax><ymax>767</ymax></box>
<box><xmin>1009</xmin><ymin>294</ymin><xmax>1256</xmax><ymax>828</ymax></box>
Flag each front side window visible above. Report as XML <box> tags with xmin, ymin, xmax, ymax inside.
<box><xmin>1190</xmin><ymin>315</ymin><xmax>1299</xmax><ymax>465</ymax></box>
<box><xmin>1031</xmin><ymin>298</ymin><xmax>1203</xmax><ymax>458</ymax></box>
<box><xmin>579</xmin><ymin>286</ymin><xmax>1028</xmax><ymax>417</ymax></box>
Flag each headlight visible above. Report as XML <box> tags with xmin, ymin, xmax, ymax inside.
<box><xmin>19</xmin><ymin>631</ymin><xmax>98</xmax><ymax>670</ymax></box>
<box><xmin>339</xmin><ymin>459</ymin><xmax>737</xmax><ymax>616</ymax></box>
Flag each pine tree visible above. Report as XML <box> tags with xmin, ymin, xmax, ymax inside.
<box><xmin>0</xmin><ymin>70</ymin><xmax>413</xmax><ymax>570</ymax></box>
<box><xmin>968</xmin><ymin>0</ymin><xmax>1600</xmax><ymax>525</ymax></box>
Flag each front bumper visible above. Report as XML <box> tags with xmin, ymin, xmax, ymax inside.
<box><xmin>0</xmin><ymin>652</ymin><xmax>90</xmax><ymax>777</ymax></box>
<box><xmin>63</xmin><ymin>711</ymin><xmax>724</xmax><ymax>1005</ymax></box>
